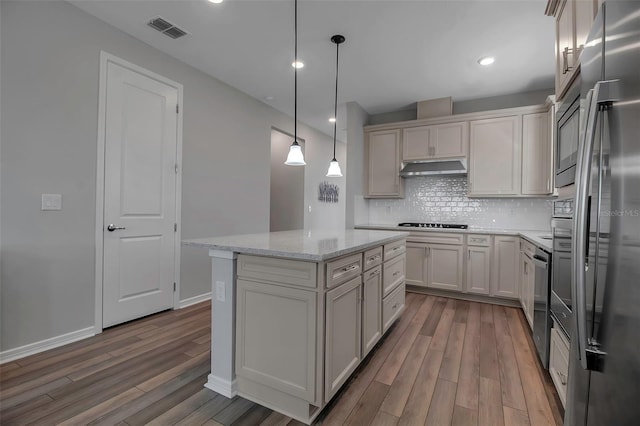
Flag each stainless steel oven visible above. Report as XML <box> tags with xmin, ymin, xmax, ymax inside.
<box><xmin>550</xmin><ymin>198</ymin><xmax>574</xmax><ymax>339</ymax></box>
<box><xmin>531</xmin><ymin>247</ymin><xmax>551</xmax><ymax>367</ymax></box>
<box><xmin>555</xmin><ymin>82</ymin><xmax>581</xmax><ymax>187</ymax></box>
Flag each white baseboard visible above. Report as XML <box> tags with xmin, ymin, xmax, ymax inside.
<box><xmin>0</xmin><ymin>326</ymin><xmax>95</xmax><ymax>364</ymax></box>
<box><xmin>205</xmin><ymin>374</ymin><xmax>237</xmax><ymax>398</ymax></box>
<box><xmin>179</xmin><ymin>292</ymin><xmax>212</xmax><ymax>309</ymax></box>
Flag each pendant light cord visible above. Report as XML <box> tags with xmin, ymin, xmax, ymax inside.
<box><xmin>294</xmin><ymin>0</ymin><xmax>298</xmax><ymax>146</ymax></box>
<box><xmin>332</xmin><ymin>40</ymin><xmax>339</xmax><ymax>161</ymax></box>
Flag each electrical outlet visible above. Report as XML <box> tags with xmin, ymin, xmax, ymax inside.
<box><xmin>215</xmin><ymin>281</ymin><xmax>226</xmax><ymax>302</ymax></box>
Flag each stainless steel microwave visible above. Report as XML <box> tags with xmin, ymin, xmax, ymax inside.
<box><xmin>555</xmin><ymin>82</ymin><xmax>581</xmax><ymax>187</ymax></box>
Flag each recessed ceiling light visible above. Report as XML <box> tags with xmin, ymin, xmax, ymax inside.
<box><xmin>328</xmin><ymin>117</ymin><xmax>336</xmax><ymax>123</ymax></box>
<box><xmin>478</xmin><ymin>56</ymin><xmax>495</xmax><ymax>66</ymax></box>
<box><xmin>208</xmin><ymin>0</ymin><xmax>223</xmax><ymax>4</ymax></box>
<box><xmin>292</xmin><ymin>61</ymin><xmax>304</xmax><ymax>69</ymax></box>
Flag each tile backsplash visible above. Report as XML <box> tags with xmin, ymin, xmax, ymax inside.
<box><xmin>367</xmin><ymin>176</ymin><xmax>553</xmax><ymax>231</ymax></box>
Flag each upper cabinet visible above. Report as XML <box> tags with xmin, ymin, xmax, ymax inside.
<box><xmin>402</xmin><ymin>121</ymin><xmax>468</xmax><ymax>161</ymax></box>
<box><xmin>553</xmin><ymin>0</ymin><xmax>597</xmax><ymax>100</ymax></box>
<box><xmin>364</xmin><ymin>129</ymin><xmax>404</xmax><ymax>198</ymax></box>
<box><xmin>468</xmin><ymin>116</ymin><xmax>522</xmax><ymax>196</ymax></box>
<box><xmin>522</xmin><ymin>111</ymin><xmax>553</xmax><ymax>195</ymax></box>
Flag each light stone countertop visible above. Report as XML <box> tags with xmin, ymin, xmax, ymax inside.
<box><xmin>355</xmin><ymin>224</ymin><xmax>552</xmax><ymax>252</ymax></box>
<box><xmin>182</xmin><ymin>229</ymin><xmax>410</xmax><ymax>261</ymax></box>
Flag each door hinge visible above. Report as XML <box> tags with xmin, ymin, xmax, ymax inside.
<box><xmin>174</xmin><ymin>223</ymin><xmax>177</xmax><ymax>232</ymax></box>
<box><xmin>176</xmin><ymin>104</ymin><xmax>179</xmax><ymax>114</ymax></box>
<box><xmin>175</xmin><ymin>163</ymin><xmax>179</xmax><ymax>174</ymax></box>
<box><xmin>173</xmin><ymin>282</ymin><xmax>177</xmax><ymax>292</ymax></box>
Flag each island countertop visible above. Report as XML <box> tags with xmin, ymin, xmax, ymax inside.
<box><xmin>182</xmin><ymin>229</ymin><xmax>409</xmax><ymax>261</ymax></box>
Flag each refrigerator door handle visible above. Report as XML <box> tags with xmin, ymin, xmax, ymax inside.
<box><xmin>573</xmin><ymin>80</ymin><xmax>620</xmax><ymax>370</ymax></box>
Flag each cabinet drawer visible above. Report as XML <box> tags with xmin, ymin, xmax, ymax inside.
<box><xmin>407</xmin><ymin>232</ymin><xmax>463</xmax><ymax>245</ymax></box>
<box><xmin>467</xmin><ymin>234</ymin><xmax>491</xmax><ymax>247</ymax></box>
<box><xmin>363</xmin><ymin>264</ymin><xmax>382</xmax><ymax>282</ymax></box>
<box><xmin>363</xmin><ymin>246</ymin><xmax>383</xmax><ymax>271</ymax></box>
<box><xmin>238</xmin><ymin>255</ymin><xmax>317</xmax><ymax>288</ymax></box>
<box><xmin>326</xmin><ymin>252</ymin><xmax>363</xmax><ymax>289</ymax></box>
<box><xmin>384</xmin><ymin>239</ymin><xmax>406</xmax><ymax>261</ymax></box>
<box><xmin>549</xmin><ymin>326</ymin><xmax>570</xmax><ymax>407</ymax></box>
<box><xmin>520</xmin><ymin>238</ymin><xmax>536</xmax><ymax>257</ymax></box>
<box><xmin>383</xmin><ymin>253</ymin><xmax>405</xmax><ymax>297</ymax></box>
<box><xmin>383</xmin><ymin>283</ymin><xmax>405</xmax><ymax>332</ymax></box>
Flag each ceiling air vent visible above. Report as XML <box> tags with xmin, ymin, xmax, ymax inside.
<box><xmin>147</xmin><ymin>16</ymin><xmax>189</xmax><ymax>39</ymax></box>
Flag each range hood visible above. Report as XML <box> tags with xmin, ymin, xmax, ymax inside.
<box><xmin>399</xmin><ymin>158</ymin><xmax>467</xmax><ymax>177</ymax></box>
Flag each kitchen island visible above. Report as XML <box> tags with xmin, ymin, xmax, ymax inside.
<box><xmin>182</xmin><ymin>229</ymin><xmax>408</xmax><ymax>424</ymax></box>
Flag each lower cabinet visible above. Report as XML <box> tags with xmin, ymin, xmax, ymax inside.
<box><xmin>466</xmin><ymin>245</ymin><xmax>491</xmax><ymax>295</ymax></box>
<box><xmin>428</xmin><ymin>244</ymin><xmax>464</xmax><ymax>291</ymax></box>
<box><xmin>362</xmin><ymin>265</ymin><xmax>382</xmax><ymax>357</ymax></box>
<box><xmin>325</xmin><ymin>276</ymin><xmax>362</xmax><ymax>401</ymax></box>
<box><xmin>405</xmin><ymin>243</ymin><xmax>428</xmax><ymax>286</ymax></box>
<box><xmin>520</xmin><ymin>253</ymin><xmax>535</xmax><ymax>329</ymax></box>
<box><xmin>492</xmin><ymin>236</ymin><xmax>520</xmax><ymax>299</ymax></box>
<box><xmin>383</xmin><ymin>283</ymin><xmax>406</xmax><ymax>332</ymax></box>
<box><xmin>549</xmin><ymin>324</ymin><xmax>570</xmax><ymax>407</ymax></box>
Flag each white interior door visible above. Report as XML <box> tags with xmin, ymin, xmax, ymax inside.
<box><xmin>102</xmin><ymin>60</ymin><xmax>179</xmax><ymax>328</ymax></box>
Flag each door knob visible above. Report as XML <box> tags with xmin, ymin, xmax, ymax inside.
<box><xmin>107</xmin><ymin>224</ymin><xmax>126</xmax><ymax>232</ymax></box>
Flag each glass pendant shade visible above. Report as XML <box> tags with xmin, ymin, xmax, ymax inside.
<box><xmin>285</xmin><ymin>143</ymin><xmax>306</xmax><ymax>165</ymax></box>
<box><xmin>326</xmin><ymin>159</ymin><xmax>342</xmax><ymax>177</ymax></box>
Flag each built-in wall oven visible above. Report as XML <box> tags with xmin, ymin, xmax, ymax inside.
<box><xmin>555</xmin><ymin>83</ymin><xmax>581</xmax><ymax>187</ymax></box>
<box><xmin>550</xmin><ymin>198</ymin><xmax>574</xmax><ymax>339</ymax></box>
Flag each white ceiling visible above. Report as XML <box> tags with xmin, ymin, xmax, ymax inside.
<box><xmin>71</xmin><ymin>0</ymin><xmax>555</xmax><ymax>135</ymax></box>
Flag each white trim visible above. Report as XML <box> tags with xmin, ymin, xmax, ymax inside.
<box><xmin>179</xmin><ymin>292</ymin><xmax>212</xmax><ymax>309</ymax></box>
<box><xmin>95</xmin><ymin>51</ymin><xmax>184</xmax><ymax>334</ymax></box>
<box><xmin>0</xmin><ymin>327</ymin><xmax>95</xmax><ymax>364</ymax></box>
<box><xmin>209</xmin><ymin>249</ymin><xmax>237</xmax><ymax>260</ymax></box>
<box><xmin>205</xmin><ymin>374</ymin><xmax>238</xmax><ymax>398</ymax></box>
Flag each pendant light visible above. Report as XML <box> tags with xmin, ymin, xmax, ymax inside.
<box><xmin>326</xmin><ymin>34</ymin><xmax>345</xmax><ymax>177</ymax></box>
<box><xmin>285</xmin><ymin>0</ymin><xmax>306</xmax><ymax>166</ymax></box>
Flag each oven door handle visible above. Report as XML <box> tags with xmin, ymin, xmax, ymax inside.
<box><xmin>573</xmin><ymin>80</ymin><xmax>620</xmax><ymax>370</ymax></box>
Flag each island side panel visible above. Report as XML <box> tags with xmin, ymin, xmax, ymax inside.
<box><xmin>205</xmin><ymin>249</ymin><xmax>238</xmax><ymax>398</ymax></box>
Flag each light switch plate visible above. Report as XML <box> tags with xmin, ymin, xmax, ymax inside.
<box><xmin>41</xmin><ymin>194</ymin><xmax>62</xmax><ymax>211</ymax></box>
<box><xmin>215</xmin><ymin>281</ymin><xmax>226</xmax><ymax>302</ymax></box>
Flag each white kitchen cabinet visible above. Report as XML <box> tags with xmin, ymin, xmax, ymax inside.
<box><xmin>365</xmin><ymin>129</ymin><xmax>403</xmax><ymax>198</ymax></box>
<box><xmin>325</xmin><ymin>275</ymin><xmax>362</xmax><ymax>401</ymax></box>
<box><xmin>520</xmin><ymin>253</ymin><xmax>535</xmax><ymax>329</ymax></box>
<box><xmin>427</xmin><ymin>244</ymin><xmax>464</xmax><ymax>292</ymax></box>
<box><xmin>491</xmin><ymin>236</ymin><xmax>520</xmax><ymax>299</ymax></box>
<box><xmin>405</xmin><ymin>242</ymin><xmax>428</xmax><ymax>287</ymax></box>
<box><xmin>466</xmin><ymin>245</ymin><xmax>491</xmax><ymax>295</ymax></box>
<box><xmin>469</xmin><ymin>116</ymin><xmax>522</xmax><ymax>196</ymax></box>
<box><xmin>362</xmin><ymin>265</ymin><xmax>382</xmax><ymax>357</ymax></box>
<box><xmin>522</xmin><ymin>112</ymin><xmax>553</xmax><ymax>195</ymax></box>
<box><xmin>402</xmin><ymin>122</ymin><xmax>468</xmax><ymax>161</ymax></box>
<box><xmin>549</xmin><ymin>324</ymin><xmax>570</xmax><ymax>407</ymax></box>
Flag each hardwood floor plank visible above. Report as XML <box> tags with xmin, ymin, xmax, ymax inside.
<box><xmin>135</xmin><ymin>351</ymin><xmax>209</xmax><ymax>392</ymax></box>
<box><xmin>419</xmin><ymin>298</ymin><xmax>446</xmax><ymax>336</ymax></box>
<box><xmin>480</xmin><ymin>303</ymin><xmax>494</xmax><ymax>324</ymax></box>
<box><xmin>211</xmin><ymin>397</ymin><xmax>255</xmax><ymax>425</ymax></box>
<box><xmin>466</xmin><ymin>301</ymin><xmax>481</xmax><ymax>336</ymax></box>
<box><xmin>202</xmin><ymin>420</ymin><xmax>225</xmax><ymax>426</ymax></box>
<box><xmin>0</xmin><ymin>394</ymin><xmax>53</xmax><ymax>422</ymax></box>
<box><xmin>370</xmin><ymin>410</ymin><xmax>399</xmax><ymax>426</ymax></box>
<box><xmin>0</xmin><ymin>376</ymin><xmax>71</xmax><ymax>410</ymax></box>
<box><xmin>439</xmin><ymin>322</ymin><xmax>466</xmax><ymax>382</ymax></box>
<box><xmin>185</xmin><ymin>342</ymin><xmax>211</xmax><ymax>358</ymax></box>
<box><xmin>430</xmin><ymin>299</ymin><xmax>457</xmax><ymax>351</ymax></box>
<box><xmin>146</xmin><ymin>388</ymin><xmax>217</xmax><ymax>426</ymax></box>
<box><xmin>452</xmin><ymin>300</ymin><xmax>470</xmax><ymax>324</ymax></box>
<box><xmin>136</xmin><ymin>310</ymin><xmax>210</xmax><ymax>340</ymax></box>
<box><xmin>452</xmin><ymin>405</ymin><xmax>478</xmax><ymax>426</ymax></box>
<box><xmin>455</xmin><ymin>303</ymin><xmax>481</xmax><ymax>411</ymax></box>
<box><xmin>424</xmin><ymin>378</ymin><xmax>457</xmax><ymax>426</ymax></box>
<box><xmin>231</xmin><ymin>404</ymin><xmax>272</xmax><ymax>426</ymax></box>
<box><xmin>478</xmin><ymin>377</ymin><xmax>504</xmax><ymax>426</ymax></box>
<box><xmin>479</xmin><ymin>322</ymin><xmax>499</xmax><ymax>381</ymax></box>
<box><xmin>505</xmin><ymin>308</ymin><xmax>557</xmax><ymax>426</ymax></box>
<box><xmin>503</xmin><ymin>406</ymin><xmax>531</xmax><ymax>426</ymax></box>
<box><xmin>493</xmin><ymin>307</ymin><xmax>527</xmax><ymax>412</ymax></box>
<box><xmin>258</xmin><ymin>411</ymin><xmax>292</xmax><ymax>426</ymax></box>
<box><xmin>0</xmin><ymin>363</ymin><xmax>20</xmax><ymax>374</ymax></box>
<box><xmin>379</xmin><ymin>335</ymin><xmax>431</xmax><ymax>417</ymax></box>
<box><xmin>173</xmin><ymin>394</ymin><xmax>238</xmax><ymax>426</ymax></box>
<box><xmin>397</xmin><ymin>348</ymin><xmax>444</xmax><ymax>426</ymax></box>
<box><xmin>345</xmin><ymin>381</ymin><xmax>390</xmax><ymax>426</ymax></box>
<box><xmin>374</xmin><ymin>295</ymin><xmax>435</xmax><ymax>385</ymax></box>
<box><xmin>56</xmin><ymin>387</ymin><xmax>145</xmax><ymax>426</ymax></box>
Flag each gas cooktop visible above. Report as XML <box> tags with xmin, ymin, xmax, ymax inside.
<box><xmin>398</xmin><ymin>222</ymin><xmax>468</xmax><ymax>229</ymax></box>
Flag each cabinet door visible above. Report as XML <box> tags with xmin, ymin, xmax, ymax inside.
<box><xmin>574</xmin><ymin>0</ymin><xmax>596</xmax><ymax>63</ymax></box>
<box><xmin>427</xmin><ymin>244</ymin><xmax>463</xmax><ymax>292</ymax></box>
<box><xmin>522</xmin><ymin>112</ymin><xmax>552</xmax><ymax>195</ymax></box>
<box><xmin>469</xmin><ymin>116</ymin><xmax>521</xmax><ymax>196</ymax></box>
<box><xmin>466</xmin><ymin>246</ymin><xmax>491</xmax><ymax>295</ymax></box>
<box><xmin>520</xmin><ymin>254</ymin><xmax>534</xmax><ymax>329</ymax></box>
<box><xmin>405</xmin><ymin>243</ymin><xmax>428</xmax><ymax>287</ymax></box>
<box><xmin>431</xmin><ymin>122</ymin><xmax>468</xmax><ymax>158</ymax></box>
<box><xmin>402</xmin><ymin>126</ymin><xmax>431</xmax><ymax>160</ymax></box>
<box><xmin>492</xmin><ymin>236</ymin><xmax>520</xmax><ymax>299</ymax></box>
<box><xmin>325</xmin><ymin>276</ymin><xmax>361</xmax><ymax>401</ymax></box>
<box><xmin>236</xmin><ymin>279</ymin><xmax>316</xmax><ymax>402</ymax></box>
<box><xmin>556</xmin><ymin>0</ymin><xmax>575</xmax><ymax>99</ymax></box>
<box><xmin>362</xmin><ymin>266</ymin><xmax>382</xmax><ymax>357</ymax></box>
<box><xmin>365</xmin><ymin>129</ymin><xmax>403</xmax><ymax>198</ymax></box>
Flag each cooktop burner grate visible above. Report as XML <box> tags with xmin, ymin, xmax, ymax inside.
<box><xmin>398</xmin><ymin>222</ymin><xmax>468</xmax><ymax>229</ymax></box>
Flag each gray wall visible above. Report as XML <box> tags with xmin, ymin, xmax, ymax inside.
<box><xmin>0</xmin><ymin>1</ymin><xmax>344</xmax><ymax>352</ymax></box>
<box><xmin>270</xmin><ymin>129</ymin><xmax>304</xmax><ymax>232</ymax></box>
<box><xmin>452</xmin><ymin>88</ymin><xmax>553</xmax><ymax>114</ymax></box>
<box><xmin>345</xmin><ymin>102</ymin><xmax>370</xmax><ymax>228</ymax></box>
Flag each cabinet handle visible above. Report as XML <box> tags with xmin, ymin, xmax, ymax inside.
<box><xmin>562</xmin><ymin>47</ymin><xmax>573</xmax><ymax>74</ymax></box>
<box><xmin>468</xmin><ymin>249</ymin><xmax>471</xmax><ymax>260</ymax></box>
<box><xmin>558</xmin><ymin>371</ymin><xmax>567</xmax><ymax>386</ymax></box>
<box><xmin>393</xmin><ymin>271</ymin><xmax>400</xmax><ymax>277</ymax></box>
<box><xmin>367</xmin><ymin>255</ymin><xmax>380</xmax><ymax>263</ymax></box>
<box><xmin>426</xmin><ymin>247</ymin><xmax>431</xmax><ymax>257</ymax></box>
<box><xmin>368</xmin><ymin>269</ymin><xmax>380</xmax><ymax>278</ymax></box>
<box><xmin>392</xmin><ymin>303</ymin><xmax>398</xmax><ymax>310</ymax></box>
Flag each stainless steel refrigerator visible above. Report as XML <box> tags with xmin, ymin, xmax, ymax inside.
<box><xmin>566</xmin><ymin>1</ymin><xmax>640</xmax><ymax>425</ymax></box>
